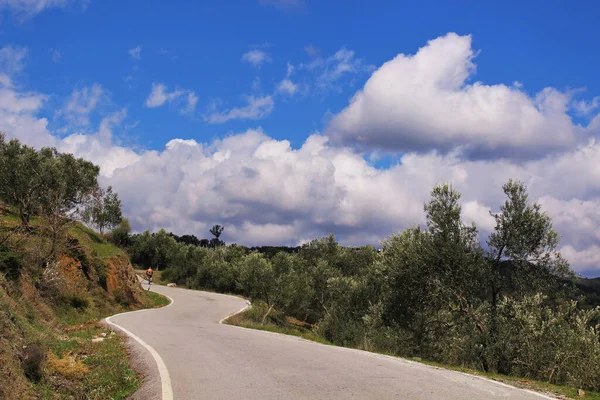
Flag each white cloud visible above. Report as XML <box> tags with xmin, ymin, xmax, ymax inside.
<box><xmin>128</xmin><ymin>45</ymin><xmax>142</xmax><ymax>60</ymax></box>
<box><xmin>300</xmin><ymin>47</ymin><xmax>373</xmax><ymax>92</ymax></box>
<box><xmin>560</xmin><ymin>245</ymin><xmax>600</xmax><ymax>273</ymax></box>
<box><xmin>206</xmin><ymin>95</ymin><xmax>274</xmax><ymax>123</ymax></box>
<box><xmin>242</xmin><ymin>49</ymin><xmax>271</xmax><ymax>68</ymax></box>
<box><xmin>183</xmin><ymin>91</ymin><xmax>198</xmax><ymax>114</ymax></box>
<box><xmin>462</xmin><ymin>201</ymin><xmax>495</xmax><ymax>232</ymax></box>
<box><xmin>145</xmin><ymin>83</ymin><xmax>185</xmax><ymax>108</ymax></box>
<box><xmin>304</xmin><ymin>44</ymin><xmax>320</xmax><ymax>58</ymax></box>
<box><xmin>6</xmin><ymin>103</ymin><xmax>600</xmax><ymax>274</ymax></box>
<box><xmin>326</xmin><ymin>33</ymin><xmax>599</xmax><ymax>159</ymax></box>
<box><xmin>0</xmin><ymin>45</ymin><xmax>27</xmax><ymax>75</ymax></box>
<box><xmin>59</xmin><ymin>83</ymin><xmax>107</xmax><ymax>125</ymax></box>
<box><xmin>277</xmin><ymin>79</ymin><xmax>298</xmax><ymax>96</ymax></box>
<box><xmin>0</xmin><ymin>0</ymin><xmax>84</xmax><ymax>19</ymax></box>
<box><xmin>251</xmin><ymin>76</ymin><xmax>261</xmax><ymax>92</ymax></box>
<box><xmin>1</xmin><ymin>33</ymin><xmax>599</xmax><ymax>275</ymax></box>
<box><xmin>145</xmin><ymin>83</ymin><xmax>197</xmax><ymax>115</ymax></box>
<box><xmin>573</xmin><ymin>96</ymin><xmax>600</xmax><ymax>116</ymax></box>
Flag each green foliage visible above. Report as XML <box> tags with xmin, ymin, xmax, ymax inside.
<box><xmin>495</xmin><ymin>295</ymin><xmax>600</xmax><ymax>389</ymax></box>
<box><xmin>129</xmin><ymin>229</ymin><xmax>177</xmax><ymax>269</ymax></box>
<box><xmin>0</xmin><ymin>136</ymin><xmax>99</xmax><ymax>226</ymax></box>
<box><xmin>81</xmin><ymin>186</ymin><xmax>123</xmax><ymax>234</ymax></box>
<box><xmin>63</xmin><ymin>294</ymin><xmax>90</xmax><ymax>310</ymax></box>
<box><xmin>110</xmin><ymin>218</ymin><xmax>132</xmax><ymax>247</ymax></box>
<box><xmin>209</xmin><ymin>224</ymin><xmax>225</xmax><ymax>247</ymax></box>
<box><xmin>0</xmin><ymin>243</ymin><xmax>23</xmax><ymax>280</ymax></box>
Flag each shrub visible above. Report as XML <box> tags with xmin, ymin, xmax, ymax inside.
<box><xmin>93</xmin><ymin>257</ymin><xmax>107</xmax><ymax>290</ymax></box>
<box><xmin>64</xmin><ymin>294</ymin><xmax>90</xmax><ymax>310</ymax></box>
<box><xmin>21</xmin><ymin>344</ymin><xmax>44</xmax><ymax>382</ymax></box>
<box><xmin>0</xmin><ymin>244</ymin><xmax>23</xmax><ymax>280</ymax></box>
<box><xmin>495</xmin><ymin>295</ymin><xmax>600</xmax><ymax>390</ymax></box>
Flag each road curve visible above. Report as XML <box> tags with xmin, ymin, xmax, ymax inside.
<box><xmin>107</xmin><ymin>284</ymin><xmax>555</xmax><ymax>400</ymax></box>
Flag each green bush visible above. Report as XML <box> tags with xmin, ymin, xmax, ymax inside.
<box><xmin>92</xmin><ymin>257</ymin><xmax>107</xmax><ymax>290</ymax></box>
<box><xmin>0</xmin><ymin>244</ymin><xmax>23</xmax><ymax>280</ymax></box>
<box><xmin>495</xmin><ymin>295</ymin><xmax>600</xmax><ymax>390</ymax></box>
<box><xmin>64</xmin><ymin>294</ymin><xmax>90</xmax><ymax>310</ymax></box>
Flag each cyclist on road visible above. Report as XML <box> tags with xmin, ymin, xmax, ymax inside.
<box><xmin>145</xmin><ymin>267</ymin><xmax>154</xmax><ymax>284</ymax></box>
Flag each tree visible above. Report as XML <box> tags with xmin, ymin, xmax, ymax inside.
<box><xmin>238</xmin><ymin>252</ymin><xmax>279</xmax><ymax>324</ymax></box>
<box><xmin>111</xmin><ymin>218</ymin><xmax>132</xmax><ymax>247</ymax></box>
<box><xmin>381</xmin><ymin>184</ymin><xmax>486</xmax><ymax>356</ymax></box>
<box><xmin>209</xmin><ymin>224</ymin><xmax>224</xmax><ymax>248</ymax></box>
<box><xmin>81</xmin><ymin>186</ymin><xmax>122</xmax><ymax>234</ymax></box>
<box><xmin>486</xmin><ymin>179</ymin><xmax>573</xmax><ymax>372</ymax></box>
<box><xmin>0</xmin><ymin>136</ymin><xmax>99</xmax><ymax>226</ymax></box>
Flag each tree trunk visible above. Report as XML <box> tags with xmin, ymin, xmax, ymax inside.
<box><xmin>261</xmin><ymin>303</ymin><xmax>275</xmax><ymax>325</ymax></box>
<box><xmin>19</xmin><ymin>206</ymin><xmax>30</xmax><ymax>227</ymax></box>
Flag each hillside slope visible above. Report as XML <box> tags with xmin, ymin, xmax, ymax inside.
<box><xmin>0</xmin><ymin>205</ymin><xmax>166</xmax><ymax>399</ymax></box>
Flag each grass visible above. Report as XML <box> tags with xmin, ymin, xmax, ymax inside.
<box><xmin>37</xmin><ymin>323</ymin><xmax>139</xmax><ymax>400</ymax></box>
<box><xmin>224</xmin><ymin>300</ymin><xmax>598</xmax><ymax>400</ymax></box>
<box><xmin>138</xmin><ymin>289</ymin><xmax>171</xmax><ymax>308</ymax></box>
<box><xmin>224</xmin><ymin>301</ymin><xmax>332</xmax><ymax>346</ymax></box>
<box><xmin>70</xmin><ymin>224</ymin><xmax>124</xmax><ymax>259</ymax></box>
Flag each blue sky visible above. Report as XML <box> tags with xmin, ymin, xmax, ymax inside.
<box><xmin>4</xmin><ymin>0</ymin><xmax>599</xmax><ymax>152</ymax></box>
<box><xmin>1</xmin><ymin>0</ymin><xmax>600</xmax><ymax>275</ymax></box>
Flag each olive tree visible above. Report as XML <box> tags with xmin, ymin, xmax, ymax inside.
<box><xmin>81</xmin><ymin>186</ymin><xmax>123</xmax><ymax>234</ymax></box>
<box><xmin>486</xmin><ymin>179</ymin><xmax>573</xmax><ymax>372</ymax></box>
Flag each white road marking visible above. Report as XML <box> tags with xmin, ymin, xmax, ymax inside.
<box><xmin>104</xmin><ymin>293</ymin><xmax>175</xmax><ymax>400</ymax></box>
<box><xmin>218</xmin><ymin>299</ymin><xmax>251</xmax><ymax>324</ymax></box>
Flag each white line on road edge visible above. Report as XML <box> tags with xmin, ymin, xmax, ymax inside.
<box><xmin>218</xmin><ymin>299</ymin><xmax>251</xmax><ymax>324</ymax></box>
<box><xmin>104</xmin><ymin>293</ymin><xmax>175</xmax><ymax>400</ymax></box>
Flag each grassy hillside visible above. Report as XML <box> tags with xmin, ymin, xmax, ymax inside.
<box><xmin>0</xmin><ymin>204</ymin><xmax>168</xmax><ymax>400</ymax></box>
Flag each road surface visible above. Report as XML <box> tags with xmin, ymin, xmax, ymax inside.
<box><xmin>106</xmin><ymin>283</ymin><xmax>555</xmax><ymax>400</ymax></box>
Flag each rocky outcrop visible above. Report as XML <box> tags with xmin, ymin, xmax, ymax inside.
<box><xmin>105</xmin><ymin>254</ymin><xmax>143</xmax><ymax>306</ymax></box>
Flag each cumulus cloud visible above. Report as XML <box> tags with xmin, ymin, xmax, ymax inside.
<box><xmin>59</xmin><ymin>83</ymin><xmax>107</xmax><ymax>125</ymax></box>
<box><xmin>2</xmin><ymin>34</ymin><xmax>599</xmax><ymax>275</ymax></box>
<box><xmin>128</xmin><ymin>45</ymin><xmax>142</xmax><ymax>60</ymax></box>
<box><xmin>560</xmin><ymin>245</ymin><xmax>600</xmax><ymax>273</ymax></box>
<box><xmin>206</xmin><ymin>95</ymin><xmax>274</xmax><ymax>123</ymax></box>
<box><xmin>326</xmin><ymin>33</ymin><xmax>599</xmax><ymax>159</ymax></box>
<box><xmin>242</xmin><ymin>49</ymin><xmax>271</xmax><ymax>68</ymax></box>
<box><xmin>6</xmin><ymin>98</ymin><xmax>600</xmax><ymax>274</ymax></box>
<box><xmin>92</xmin><ymin>132</ymin><xmax>600</xmax><ymax>275</ymax></box>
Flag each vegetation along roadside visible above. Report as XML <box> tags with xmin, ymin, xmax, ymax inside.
<box><xmin>0</xmin><ymin>135</ymin><xmax>169</xmax><ymax>400</ymax></box>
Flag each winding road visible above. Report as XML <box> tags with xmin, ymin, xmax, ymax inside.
<box><xmin>105</xmin><ymin>283</ymin><xmax>556</xmax><ymax>400</ymax></box>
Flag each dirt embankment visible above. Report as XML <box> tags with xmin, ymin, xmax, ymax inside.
<box><xmin>0</xmin><ymin>247</ymin><xmax>146</xmax><ymax>399</ymax></box>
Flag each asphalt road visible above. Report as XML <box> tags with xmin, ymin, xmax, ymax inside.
<box><xmin>106</xmin><ymin>283</ymin><xmax>556</xmax><ymax>400</ymax></box>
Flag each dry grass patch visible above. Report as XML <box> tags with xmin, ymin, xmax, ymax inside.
<box><xmin>46</xmin><ymin>350</ymin><xmax>89</xmax><ymax>379</ymax></box>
